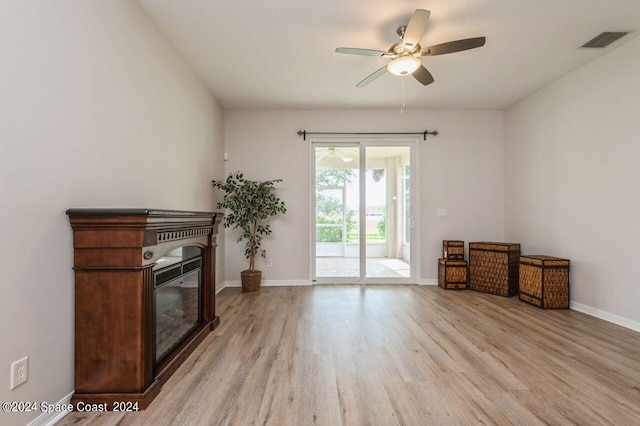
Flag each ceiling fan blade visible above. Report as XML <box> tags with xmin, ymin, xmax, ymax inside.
<box><xmin>356</xmin><ymin>66</ymin><xmax>387</xmax><ymax>87</ymax></box>
<box><xmin>420</xmin><ymin>37</ymin><xmax>486</xmax><ymax>56</ymax></box>
<box><xmin>403</xmin><ymin>9</ymin><xmax>430</xmax><ymax>49</ymax></box>
<box><xmin>335</xmin><ymin>151</ymin><xmax>354</xmax><ymax>163</ymax></box>
<box><xmin>412</xmin><ymin>65</ymin><xmax>434</xmax><ymax>86</ymax></box>
<box><xmin>335</xmin><ymin>47</ymin><xmax>386</xmax><ymax>57</ymax></box>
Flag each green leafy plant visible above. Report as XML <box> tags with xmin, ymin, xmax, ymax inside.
<box><xmin>377</xmin><ymin>206</ymin><xmax>386</xmax><ymax>237</ymax></box>
<box><xmin>212</xmin><ymin>172</ymin><xmax>286</xmax><ymax>272</ymax></box>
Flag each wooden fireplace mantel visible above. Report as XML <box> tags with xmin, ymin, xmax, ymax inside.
<box><xmin>66</xmin><ymin>208</ymin><xmax>222</xmax><ymax>410</ymax></box>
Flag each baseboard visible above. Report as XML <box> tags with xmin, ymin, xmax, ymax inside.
<box><xmin>222</xmin><ymin>279</ymin><xmax>312</xmax><ymax>288</ymax></box>
<box><xmin>215</xmin><ymin>281</ymin><xmax>227</xmax><ymax>294</ymax></box>
<box><xmin>221</xmin><ymin>279</ymin><xmax>432</xmax><ymax>288</ymax></box>
<box><xmin>570</xmin><ymin>301</ymin><xmax>640</xmax><ymax>333</ymax></box>
<box><xmin>27</xmin><ymin>390</ymin><xmax>74</xmax><ymax>426</ymax></box>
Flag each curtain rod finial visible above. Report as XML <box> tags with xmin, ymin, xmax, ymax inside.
<box><xmin>424</xmin><ymin>130</ymin><xmax>439</xmax><ymax>139</ymax></box>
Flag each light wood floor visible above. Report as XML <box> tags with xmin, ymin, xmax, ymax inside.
<box><xmin>59</xmin><ymin>285</ymin><xmax>640</xmax><ymax>425</ymax></box>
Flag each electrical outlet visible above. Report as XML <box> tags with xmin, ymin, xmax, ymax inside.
<box><xmin>437</xmin><ymin>208</ymin><xmax>447</xmax><ymax>217</ymax></box>
<box><xmin>266</xmin><ymin>258</ymin><xmax>273</xmax><ymax>268</ymax></box>
<box><xmin>10</xmin><ymin>356</ymin><xmax>28</xmax><ymax>390</ymax></box>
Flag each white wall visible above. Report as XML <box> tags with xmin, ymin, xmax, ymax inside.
<box><xmin>505</xmin><ymin>36</ymin><xmax>640</xmax><ymax>327</ymax></box>
<box><xmin>0</xmin><ymin>1</ymin><xmax>224</xmax><ymax>424</ymax></box>
<box><xmin>223</xmin><ymin>109</ymin><xmax>504</xmax><ymax>283</ymax></box>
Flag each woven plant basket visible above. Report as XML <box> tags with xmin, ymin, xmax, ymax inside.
<box><xmin>241</xmin><ymin>270</ymin><xmax>262</xmax><ymax>292</ymax></box>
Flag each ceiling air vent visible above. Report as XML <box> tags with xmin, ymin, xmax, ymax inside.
<box><xmin>581</xmin><ymin>32</ymin><xmax>628</xmax><ymax>48</ymax></box>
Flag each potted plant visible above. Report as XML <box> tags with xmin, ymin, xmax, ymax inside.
<box><xmin>212</xmin><ymin>172</ymin><xmax>287</xmax><ymax>292</ymax></box>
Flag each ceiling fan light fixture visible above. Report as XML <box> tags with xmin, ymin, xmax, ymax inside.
<box><xmin>387</xmin><ymin>56</ymin><xmax>421</xmax><ymax>76</ymax></box>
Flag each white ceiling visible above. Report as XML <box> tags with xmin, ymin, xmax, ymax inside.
<box><xmin>137</xmin><ymin>0</ymin><xmax>640</xmax><ymax>110</ymax></box>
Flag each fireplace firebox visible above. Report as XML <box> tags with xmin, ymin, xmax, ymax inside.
<box><xmin>153</xmin><ymin>247</ymin><xmax>203</xmax><ymax>364</ymax></box>
<box><xmin>66</xmin><ymin>209</ymin><xmax>222</xmax><ymax>410</ymax></box>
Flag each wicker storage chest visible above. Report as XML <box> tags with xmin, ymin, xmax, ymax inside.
<box><xmin>519</xmin><ymin>255</ymin><xmax>570</xmax><ymax>309</ymax></box>
<box><xmin>438</xmin><ymin>259</ymin><xmax>468</xmax><ymax>289</ymax></box>
<box><xmin>443</xmin><ymin>240</ymin><xmax>465</xmax><ymax>260</ymax></box>
<box><xmin>469</xmin><ymin>242</ymin><xmax>521</xmax><ymax>297</ymax></box>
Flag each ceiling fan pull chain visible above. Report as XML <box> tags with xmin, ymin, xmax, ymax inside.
<box><xmin>400</xmin><ymin>76</ymin><xmax>406</xmax><ymax>113</ymax></box>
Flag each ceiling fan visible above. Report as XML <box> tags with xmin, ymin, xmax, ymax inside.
<box><xmin>316</xmin><ymin>147</ymin><xmax>358</xmax><ymax>162</ymax></box>
<box><xmin>336</xmin><ymin>9</ymin><xmax>486</xmax><ymax>87</ymax></box>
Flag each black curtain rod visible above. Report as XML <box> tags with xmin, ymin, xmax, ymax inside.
<box><xmin>296</xmin><ymin>130</ymin><xmax>438</xmax><ymax>141</ymax></box>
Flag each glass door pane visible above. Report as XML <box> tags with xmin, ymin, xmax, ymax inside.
<box><xmin>364</xmin><ymin>146</ymin><xmax>411</xmax><ymax>278</ymax></box>
<box><xmin>314</xmin><ymin>146</ymin><xmax>360</xmax><ymax>278</ymax></box>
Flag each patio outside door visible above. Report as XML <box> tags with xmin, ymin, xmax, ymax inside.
<box><xmin>313</xmin><ymin>141</ymin><xmax>416</xmax><ymax>283</ymax></box>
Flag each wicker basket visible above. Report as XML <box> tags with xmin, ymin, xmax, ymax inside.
<box><xmin>469</xmin><ymin>242</ymin><xmax>521</xmax><ymax>297</ymax></box>
<box><xmin>443</xmin><ymin>240</ymin><xmax>465</xmax><ymax>260</ymax></box>
<box><xmin>241</xmin><ymin>270</ymin><xmax>262</xmax><ymax>292</ymax></box>
<box><xmin>438</xmin><ymin>259</ymin><xmax>468</xmax><ymax>289</ymax></box>
<box><xmin>519</xmin><ymin>255</ymin><xmax>570</xmax><ymax>309</ymax></box>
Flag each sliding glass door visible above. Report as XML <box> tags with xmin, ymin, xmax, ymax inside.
<box><xmin>314</xmin><ymin>145</ymin><xmax>360</xmax><ymax>278</ymax></box>
<box><xmin>313</xmin><ymin>141</ymin><xmax>416</xmax><ymax>283</ymax></box>
<box><xmin>364</xmin><ymin>146</ymin><xmax>412</xmax><ymax>279</ymax></box>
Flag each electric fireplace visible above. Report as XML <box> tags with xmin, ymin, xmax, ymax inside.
<box><xmin>66</xmin><ymin>209</ymin><xmax>222</xmax><ymax>409</ymax></box>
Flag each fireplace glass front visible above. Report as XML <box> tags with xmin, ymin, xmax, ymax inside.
<box><xmin>153</xmin><ymin>246</ymin><xmax>203</xmax><ymax>364</ymax></box>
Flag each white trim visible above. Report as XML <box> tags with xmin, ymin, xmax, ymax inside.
<box><xmin>215</xmin><ymin>281</ymin><xmax>228</xmax><ymax>294</ymax></box>
<box><xmin>223</xmin><ymin>279</ymin><xmax>312</xmax><ymax>288</ymax></box>
<box><xmin>310</xmin><ymin>142</ymin><xmax>317</xmax><ymax>282</ymax></box>
<box><xmin>419</xmin><ymin>278</ymin><xmax>438</xmax><ymax>286</ymax></box>
<box><xmin>312</xmin><ymin>277</ymin><xmax>363</xmax><ymax>285</ymax></box>
<box><xmin>570</xmin><ymin>301</ymin><xmax>640</xmax><ymax>333</ymax></box>
<box><xmin>217</xmin><ymin>278</ymin><xmax>312</xmax><ymax>291</ymax></box>
<box><xmin>356</xmin><ymin>278</ymin><xmax>418</xmax><ymax>285</ymax></box>
<box><xmin>411</xmin><ymin>142</ymin><xmax>420</xmax><ymax>285</ymax></box>
<box><xmin>27</xmin><ymin>391</ymin><xmax>74</xmax><ymax>426</ymax></box>
<box><xmin>358</xmin><ymin>143</ymin><xmax>366</xmax><ymax>280</ymax></box>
